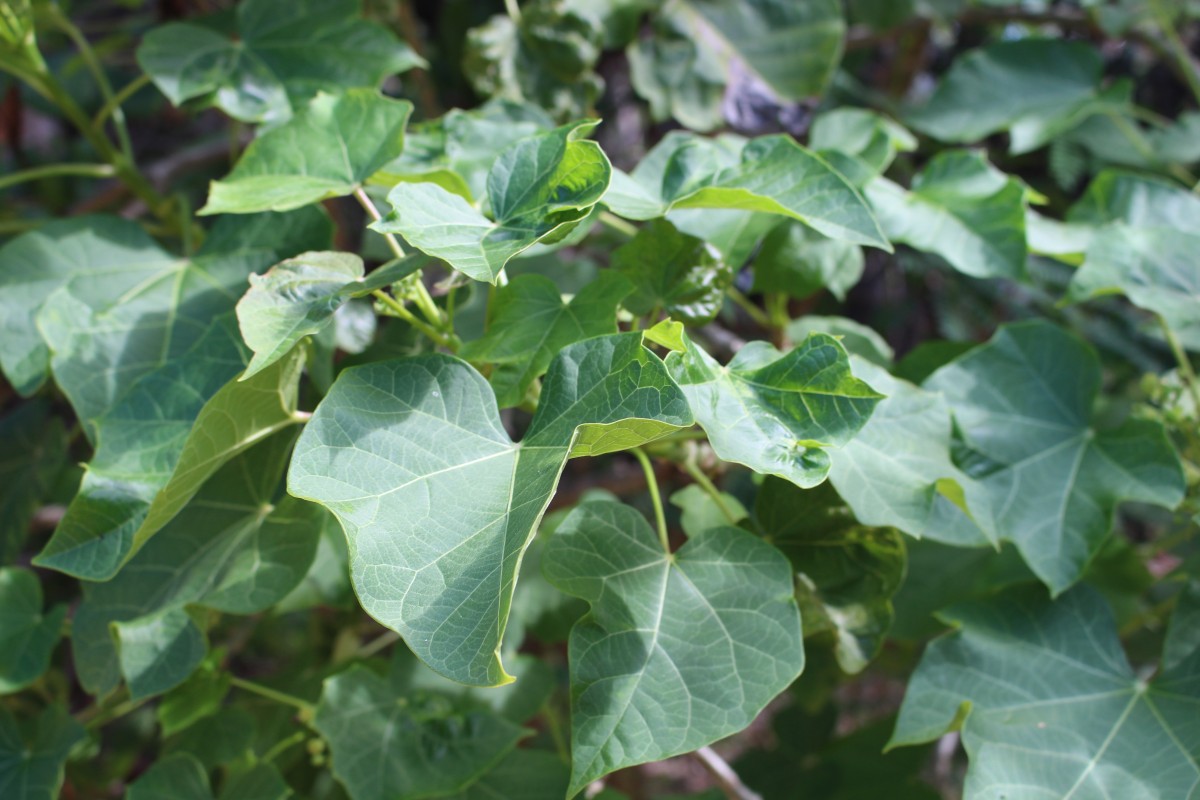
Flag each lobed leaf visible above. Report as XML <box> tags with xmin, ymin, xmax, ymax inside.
<box><xmin>0</xmin><ymin>706</ymin><xmax>85</xmax><ymax>800</ymax></box>
<box><xmin>0</xmin><ymin>569</ymin><xmax>66</xmax><ymax>694</ymax></box>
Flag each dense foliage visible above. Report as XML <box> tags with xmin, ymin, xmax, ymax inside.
<box><xmin>2</xmin><ymin>1</ymin><xmax>1199</xmax><ymax>798</ymax></box>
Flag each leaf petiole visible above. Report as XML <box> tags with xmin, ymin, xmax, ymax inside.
<box><xmin>682</xmin><ymin>444</ymin><xmax>740</xmax><ymax>525</ymax></box>
<box><xmin>632</xmin><ymin>447</ymin><xmax>671</xmax><ymax>553</ymax></box>
<box><xmin>229</xmin><ymin>676</ymin><xmax>315</xmax><ymax>714</ymax></box>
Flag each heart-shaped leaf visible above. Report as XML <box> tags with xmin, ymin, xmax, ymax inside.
<box><xmin>290</xmin><ymin>332</ymin><xmax>693</xmax><ymax>685</ymax></box>
<box><xmin>611</xmin><ymin>219</ymin><xmax>733</xmax><ymax>324</ymax></box>
<box><xmin>0</xmin><ymin>706</ymin><xmax>85</xmax><ymax>800</ymax></box>
<box><xmin>544</xmin><ymin>498</ymin><xmax>803</xmax><ymax>796</ymax></box>
<box><xmin>0</xmin><ymin>569</ymin><xmax>65</xmax><ymax>694</ymax></box>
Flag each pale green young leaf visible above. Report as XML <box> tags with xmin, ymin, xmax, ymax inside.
<box><xmin>753</xmin><ymin>479</ymin><xmax>904</xmax><ymax>674</ymax></box>
<box><xmin>666</xmin><ymin>332</ymin><xmax>882</xmax><ymax>488</ymax></box>
<box><xmin>126</xmin><ymin>753</ymin><xmax>211</xmax><ymax>800</ymax></box>
<box><xmin>0</xmin><ymin>706</ymin><xmax>85</xmax><ymax>800</ymax></box>
<box><xmin>925</xmin><ymin>321</ymin><xmax>1184</xmax><ymax>593</ymax></box>
<box><xmin>626</xmin><ymin>5</ymin><xmax>726</xmax><ymax>131</ymax></box>
<box><xmin>604</xmin><ymin>132</ymin><xmax>889</xmax><ymax>249</ymax></box>
<box><xmin>374</xmin><ymin>120</ymin><xmax>611</xmax><ymax>283</ymax></box>
<box><xmin>289</xmin><ymin>332</ymin><xmax>693</xmax><ymax>686</ymax></box>
<box><xmin>0</xmin><ymin>569</ymin><xmax>66</xmax><ymax>694</ymax></box>
<box><xmin>611</xmin><ymin>219</ymin><xmax>733</xmax><ymax>323</ymax></box>
<box><xmin>785</xmin><ymin>317</ymin><xmax>893</xmax><ymax>367</ymax></box>
<box><xmin>669</xmin><ymin>484</ymin><xmax>747</xmax><ymax>537</ymax></box>
<box><xmin>865</xmin><ymin>150</ymin><xmax>1029</xmax><ymax>280</ymax></box>
<box><xmin>0</xmin><ymin>401</ymin><xmax>67</xmax><ymax>563</ymax></box>
<box><xmin>72</xmin><ymin>434</ymin><xmax>324</xmax><ymax>697</ymax></box>
<box><xmin>809</xmin><ymin>108</ymin><xmax>916</xmax><ymax>177</ymax></box>
<box><xmin>891</xmin><ymin>584</ymin><xmax>1200</xmax><ymax>799</ymax></box>
<box><xmin>1065</xmin><ymin>172</ymin><xmax>1200</xmax><ymax>349</ymax></box>
<box><xmin>752</xmin><ymin>221</ymin><xmax>864</xmax><ymax>300</ymax></box>
<box><xmin>458</xmin><ymin>271</ymin><xmax>630</xmax><ymax>407</ymax></box>
<box><xmin>544</xmin><ymin>498</ymin><xmax>803</xmax><ymax>796</ymax></box>
<box><xmin>667</xmin><ymin>208</ymin><xmax>780</xmax><ymax>266</ymax></box>
<box><xmin>313</xmin><ymin>665</ymin><xmax>526</xmax><ymax>800</ymax></box>
<box><xmin>906</xmin><ymin>39</ymin><xmax>1105</xmax><ymax>153</ymax></box>
<box><xmin>33</xmin><ymin>210</ymin><xmax>329</xmax><ymax>581</ymax></box>
<box><xmin>137</xmin><ymin>0</ymin><xmax>424</xmax><ymax>124</ymax></box>
<box><xmin>202</xmin><ymin>90</ymin><xmax>413</xmax><ymax>214</ymax></box>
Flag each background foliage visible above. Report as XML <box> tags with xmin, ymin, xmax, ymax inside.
<box><xmin>1</xmin><ymin>0</ymin><xmax>1199</xmax><ymax>798</ymax></box>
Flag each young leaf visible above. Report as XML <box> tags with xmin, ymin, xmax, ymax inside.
<box><xmin>605</xmin><ymin>132</ymin><xmax>890</xmax><ymax>250</ymax></box>
<box><xmin>0</xmin><ymin>706</ymin><xmax>85</xmax><ymax>800</ymax></box>
<box><xmin>0</xmin><ymin>568</ymin><xmax>66</xmax><ymax>694</ymax></box>
<box><xmin>891</xmin><ymin>584</ymin><xmax>1200</xmax><ymax>799</ymax></box>
<box><xmin>669</xmin><ymin>484</ymin><xmax>748</xmax><ymax>537</ymax></box>
<box><xmin>458</xmin><ymin>272</ymin><xmax>631</xmax><ymax>407</ymax></box>
<box><xmin>809</xmin><ymin>108</ymin><xmax>916</xmax><ymax>177</ymax></box>
<box><xmin>72</xmin><ymin>434</ymin><xmax>324</xmax><ymax>698</ymax></box>
<box><xmin>373</xmin><ymin>120</ymin><xmax>611</xmax><ymax>283</ymax></box>
<box><xmin>865</xmin><ymin>150</ymin><xmax>1029</xmax><ymax>280</ymax></box>
<box><xmin>289</xmin><ymin>332</ymin><xmax>693</xmax><ymax>686</ymax></box>
<box><xmin>666</xmin><ymin>332</ymin><xmax>882</xmax><ymax>488</ymax></box>
<box><xmin>827</xmin><ymin>357</ymin><xmax>992</xmax><ymax>546</ymax></box>
<box><xmin>543</xmin><ymin>498</ymin><xmax>803</xmax><ymax>796</ymax></box>
<box><xmin>34</xmin><ymin>211</ymin><xmax>329</xmax><ymax>581</ymax></box>
<box><xmin>906</xmin><ymin>39</ymin><xmax>1105</xmax><ymax>154</ymax></box>
<box><xmin>137</xmin><ymin>0</ymin><xmax>423</xmax><ymax>124</ymax></box>
<box><xmin>925</xmin><ymin>321</ymin><xmax>1184</xmax><ymax>593</ymax></box>
<box><xmin>201</xmin><ymin>89</ymin><xmax>413</xmax><ymax>214</ymax></box>
<box><xmin>1066</xmin><ymin>172</ymin><xmax>1200</xmax><ymax>349</ymax></box>
<box><xmin>752</xmin><ymin>221</ymin><xmax>864</xmax><ymax>300</ymax></box>
<box><xmin>626</xmin><ymin>6</ymin><xmax>726</xmax><ymax>131</ymax></box>
<box><xmin>312</xmin><ymin>665</ymin><xmax>526</xmax><ymax>800</ymax></box>
<box><xmin>753</xmin><ymin>479</ymin><xmax>904</xmax><ymax>674</ymax></box>
<box><xmin>611</xmin><ymin>219</ymin><xmax>733</xmax><ymax>324</ymax></box>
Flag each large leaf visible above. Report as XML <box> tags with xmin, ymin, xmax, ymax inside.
<box><xmin>72</xmin><ymin>434</ymin><xmax>324</xmax><ymax>698</ymax></box>
<box><xmin>374</xmin><ymin>121</ymin><xmax>610</xmax><ymax>283</ymax></box>
<box><xmin>604</xmin><ymin>132</ymin><xmax>890</xmax><ymax>250</ymax></box>
<box><xmin>828</xmin><ymin>357</ymin><xmax>992</xmax><ymax>546</ymax></box>
<box><xmin>0</xmin><ymin>706</ymin><xmax>85</xmax><ymax>800</ymax></box>
<box><xmin>458</xmin><ymin>272</ymin><xmax>630</xmax><ymax>407</ymax></box>
<box><xmin>611</xmin><ymin>219</ymin><xmax>733</xmax><ymax>324</ymax></box>
<box><xmin>136</xmin><ymin>0</ymin><xmax>423</xmax><ymax>124</ymax></box>
<box><xmin>906</xmin><ymin>39</ymin><xmax>1105</xmax><ymax>153</ymax></box>
<box><xmin>0</xmin><ymin>569</ymin><xmax>65</xmax><ymax>694</ymax></box>
<box><xmin>0</xmin><ymin>401</ymin><xmax>67</xmax><ymax>563</ymax></box>
<box><xmin>666</xmin><ymin>332</ymin><xmax>881</xmax><ymax>488</ymax></box>
<box><xmin>1066</xmin><ymin>172</ymin><xmax>1200</xmax><ymax>349</ymax></box>
<box><xmin>925</xmin><ymin>321</ymin><xmax>1184</xmax><ymax>593</ymax></box>
<box><xmin>891</xmin><ymin>583</ymin><xmax>1200</xmax><ymax>799</ymax></box>
<box><xmin>865</xmin><ymin>150</ymin><xmax>1029</xmax><ymax>280</ymax></box>
<box><xmin>753</xmin><ymin>479</ymin><xmax>904</xmax><ymax>673</ymax></box>
<box><xmin>33</xmin><ymin>210</ymin><xmax>329</xmax><ymax>581</ymax></box>
<box><xmin>312</xmin><ymin>665</ymin><xmax>525</xmax><ymax>800</ymax></box>
<box><xmin>202</xmin><ymin>89</ymin><xmax>413</xmax><ymax>214</ymax></box>
<box><xmin>290</xmin><ymin>332</ymin><xmax>693</xmax><ymax>686</ymax></box>
<box><xmin>545</xmin><ymin>498</ymin><xmax>803</xmax><ymax>795</ymax></box>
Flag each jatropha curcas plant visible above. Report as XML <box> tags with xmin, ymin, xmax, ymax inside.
<box><xmin>1</xmin><ymin>1</ymin><xmax>1198</xmax><ymax>798</ymax></box>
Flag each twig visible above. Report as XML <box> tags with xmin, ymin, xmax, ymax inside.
<box><xmin>693</xmin><ymin>746</ymin><xmax>763</xmax><ymax>800</ymax></box>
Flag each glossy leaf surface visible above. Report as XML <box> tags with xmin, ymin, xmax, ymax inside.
<box><xmin>611</xmin><ymin>219</ymin><xmax>732</xmax><ymax>323</ymax></box>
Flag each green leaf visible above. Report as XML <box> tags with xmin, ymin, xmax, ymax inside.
<box><xmin>891</xmin><ymin>584</ymin><xmax>1200</xmax><ymax>799</ymax></box>
<box><xmin>752</xmin><ymin>221</ymin><xmax>864</xmax><ymax>300</ymax></box>
<box><xmin>167</xmin><ymin>707</ymin><xmax>256</xmax><ymax>770</ymax></box>
<box><xmin>374</xmin><ymin>121</ymin><xmax>611</xmax><ymax>283</ymax></box>
<box><xmin>312</xmin><ymin>665</ymin><xmax>526</xmax><ymax>800</ymax></box>
<box><xmin>372</xmin><ymin>101</ymin><xmax>555</xmax><ymax>202</ymax></box>
<box><xmin>137</xmin><ymin>0</ymin><xmax>423</xmax><ymax>124</ymax></box>
<box><xmin>127</xmin><ymin>753</ymin><xmax>211</xmax><ymax>800</ymax></box>
<box><xmin>1066</xmin><ymin>172</ymin><xmax>1200</xmax><ymax>349</ymax></box>
<box><xmin>626</xmin><ymin>6</ymin><xmax>726</xmax><ymax>131</ymax></box>
<box><xmin>32</xmin><ymin>210</ymin><xmax>328</xmax><ymax>581</ymax></box>
<box><xmin>72</xmin><ymin>434</ymin><xmax>324</xmax><ymax>697</ymax></box>
<box><xmin>906</xmin><ymin>39</ymin><xmax>1105</xmax><ymax>154</ymax></box>
<box><xmin>666</xmin><ymin>332</ymin><xmax>882</xmax><ymax>488</ymax></box>
<box><xmin>439</xmin><ymin>749</ymin><xmax>569</xmax><ymax>800</ymax></box>
<box><xmin>0</xmin><ymin>568</ymin><xmax>66</xmax><ymax>694</ymax></box>
<box><xmin>925</xmin><ymin>321</ymin><xmax>1185</xmax><ymax>592</ymax></box>
<box><xmin>459</xmin><ymin>272</ymin><xmax>630</xmax><ymax>407</ymax></box>
<box><xmin>218</xmin><ymin>764</ymin><xmax>292</xmax><ymax>800</ymax></box>
<box><xmin>543</xmin><ymin>498</ymin><xmax>803</xmax><ymax>795</ymax></box>
<box><xmin>753</xmin><ymin>479</ymin><xmax>904</xmax><ymax>673</ymax></box>
<box><xmin>827</xmin><ymin>357</ymin><xmax>992</xmax><ymax>545</ymax></box>
<box><xmin>669</xmin><ymin>484</ymin><xmax>748</xmax><ymax>537</ymax></box>
<box><xmin>784</xmin><ymin>316</ymin><xmax>893</xmax><ymax>367</ymax></box>
<box><xmin>865</xmin><ymin>150</ymin><xmax>1029</xmax><ymax>280</ymax></box>
<box><xmin>463</xmin><ymin>5</ymin><xmax>604</xmax><ymax>123</ymax></box>
<box><xmin>0</xmin><ymin>401</ymin><xmax>67</xmax><ymax>563</ymax></box>
<box><xmin>0</xmin><ymin>706</ymin><xmax>86</xmax><ymax>800</ymax></box>
<box><xmin>605</xmin><ymin>132</ymin><xmax>890</xmax><ymax>250</ymax></box>
<box><xmin>202</xmin><ymin>89</ymin><xmax>413</xmax><ymax>214</ymax></box>
<box><xmin>667</xmin><ymin>208</ymin><xmax>780</xmax><ymax>267</ymax></box>
<box><xmin>809</xmin><ymin>108</ymin><xmax>916</xmax><ymax>177</ymax></box>
<box><xmin>156</xmin><ymin>655</ymin><xmax>231</xmax><ymax>736</ymax></box>
<box><xmin>290</xmin><ymin>332</ymin><xmax>693</xmax><ymax>685</ymax></box>
<box><xmin>669</xmin><ymin>0</ymin><xmax>845</xmax><ymax>102</ymax></box>
<box><xmin>611</xmin><ymin>219</ymin><xmax>733</xmax><ymax>324</ymax></box>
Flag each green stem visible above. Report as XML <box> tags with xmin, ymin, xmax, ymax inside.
<box><xmin>1151</xmin><ymin>0</ymin><xmax>1200</xmax><ymax>108</ymax></box>
<box><xmin>92</xmin><ymin>72</ymin><xmax>151</xmax><ymax>128</ymax></box>
<box><xmin>633</xmin><ymin>448</ymin><xmax>670</xmax><ymax>554</ymax></box>
<box><xmin>727</xmin><ymin>286</ymin><xmax>772</xmax><ymax>328</ymax></box>
<box><xmin>541</xmin><ymin>701</ymin><xmax>570</xmax><ymax>763</ymax></box>
<box><xmin>682</xmin><ymin>450</ymin><xmax>739</xmax><ymax>525</ymax></box>
<box><xmin>373</xmin><ymin>289</ymin><xmax>459</xmax><ymax>350</ymax></box>
<box><xmin>357</xmin><ymin>630</ymin><xmax>400</xmax><ymax>659</ymax></box>
<box><xmin>599</xmin><ymin>210</ymin><xmax>639</xmax><ymax>238</ymax></box>
<box><xmin>354</xmin><ymin>187</ymin><xmax>447</xmax><ymax>328</ymax></box>
<box><xmin>76</xmin><ymin>691</ymin><xmax>150</xmax><ymax>730</ymax></box>
<box><xmin>229</xmin><ymin>676</ymin><xmax>315</xmax><ymax>714</ymax></box>
<box><xmin>0</xmin><ymin>162</ymin><xmax>115</xmax><ymax>191</ymax></box>
<box><xmin>1162</xmin><ymin>318</ymin><xmax>1200</xmax><ymax>415</ymax></box>
<box><xmin>504</xmin><ymin>0</ymin><xmax>522</xmax><ymax>23</ymax></box>
<box><xmin>262</xmin><ymin>730</ymin><xmax>308</xmax><ymax>763</ymax></box>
